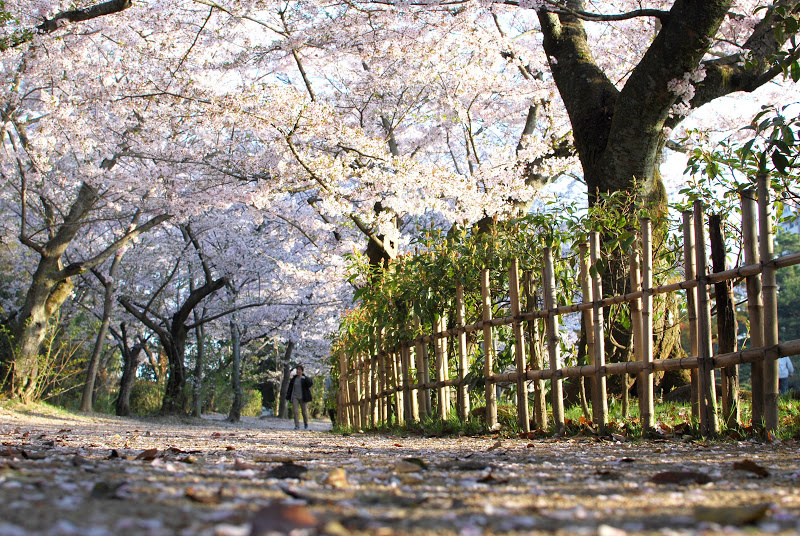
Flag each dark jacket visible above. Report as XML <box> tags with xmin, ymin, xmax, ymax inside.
<box><xmin>286</xmin><ymin>374</ymin><xmax>313</xmax><ymax>403</ymax></box>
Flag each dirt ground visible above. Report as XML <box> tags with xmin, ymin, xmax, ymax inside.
<box><xmin>1</xmin><ymin>406</ymin><xmax>799</xmax><ymax>536</ymax></box>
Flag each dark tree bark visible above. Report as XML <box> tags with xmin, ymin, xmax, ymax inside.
<box><xmin>115</xmin><ymin>323</ymin><xmax>144</xmax><ymax>417</ymax></box>
<box><xmin>710</xmin><ymin>214</ymin><xmax>740</xmax><ymax>427</ymax></box>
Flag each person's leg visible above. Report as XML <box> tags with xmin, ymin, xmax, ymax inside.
<box><xmin>779</xmin><ymin>378</ymin><xmax>788</xmax><ymax>395</ymax></box>
<box><xmin>301</xmin><ymin>401</ymin><xmax>309</xmax><ymax>429</ymax></box>
<box><xmin>292</xmin><ymin>398</ymin><xmax>301</xmax><ymax>428</ymax></box>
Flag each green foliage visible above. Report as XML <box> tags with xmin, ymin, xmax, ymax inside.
<box><xmin>129</xmin><ymin>380</ymin><xmax>166</xmax><ymax>416</ymax></box>
<box><xmin>241</xmin><ymin>389</ymin><xmax>263</xmax><ymax>417</ymax></box>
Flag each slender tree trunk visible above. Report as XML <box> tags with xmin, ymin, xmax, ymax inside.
<box><xmin>278</xmin><ymin>341</ymin><xmax>294</xmax><ymax>419</ymax></box>
<box><xmin>80</xmin><ymin>253</ymin><xmax>124</xmax><ymax>412</ymax></box>
<box><xmin>227</xmin><ymin>320</ymin><xmax>242</xmax><ymax>422</ymax></box>
<box><xmin>192</xmin><ymin>321</ymin><xmax>205</xmax><ymax>417</ymax></box>
<box><xmin>161</xmin><ymin>327</ymin><xmax>188</xmax><ymax>414</ymax></box>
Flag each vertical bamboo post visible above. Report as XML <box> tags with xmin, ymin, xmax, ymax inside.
<box><xmin>524</xmin><ymin>272</ymin><xmax>547</xmax><ymax>429</ymax></box>
<box><xmin>358</xmin><ymin>353</ymin><xmax>367</xmax><ymax>430</ymax></box>
<box><xmin>509</xmin><ymin>259</ymin><xmax>531</xmax><ymax>433</ymax></box>
<box><xmin>377</xmin><ymin>331</ymin><xmax>388</xmax><ymax>425</ymax></box>
<box><xmin>434</xmin><ymin>314</ymin><xmax>449</xmax><ymax>421</ymax></box>
<box><xmin>456</xmin><ymin>282</ymin><xmax>470</xmax><ymax>422</ymax></box>
<box><xmin>709</xmin><ymin>213</ymin><xmax>740</xmax><ymax>428</ymax></box>
<box><xmin>589</xmin><ymin>232</ymin><xmax>609</xmax><ymax>429</ymax></box>
<box><xmin>640</xmin><ymin>218</ymin><xmax>655</xmax><ymax>430</ymax></box>
<box><xmin>393</xmin><ymin>351</ymin><xmax>404</xmax><ymax>426</ymax></box>
<box><xmin>338</xmin><ymin>353</ymin><xmax>350</xmax><ymax>429</ymax></box>
<box><xmin>682</xmin><ymin>211</ymin><xmax>700</xmax><ymax>421</ymax></box>
<box><xmin>401</xmin><ymin>346</ymin><xmax>413</xmax><ymax>423</ymax></box>
<box><xmin>629</xmin><ymin>248</ymin><xmax>646</xmax><ymax>427</ymax></box>
<box><xmin>542</xmin><ymin>248</ymin><xmax>564</xmax><ymax>433</ymax></box>
<box><xmin>414</xmin><ymin>316</ymin><xmax>431</xmax><ymax>418</ymax></box>
<box><xmin>758</xmin><ymin>174</ymin><xmax>779</xmax><ymax>431</ymax></box>
<box><xmin>741</xmin><ymin>190</ymin><xmax>764</xmax><ymax>430</ymax></box>
<box><xmin>693</xmin><ymin>200</ymin><xmax>719</xmax><ymax>436</ymax></box>
<box><xmin>481</xmin><ymin>268</ymin><xmax>498</xmax><ymax>428</ymax></box>
<box><xmin>580</xmin><ymin>243</ymin><xmax>600</xmax><ymax>431</ymax></box>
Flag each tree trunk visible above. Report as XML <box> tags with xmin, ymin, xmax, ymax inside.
<box><xmin>192</xmin><ymin>321</ymin><xmax>205</xmax><ymax>417</ymax></box>
<box><xmin>116</xmin><ymin>324</ymin><xmax>143</xmax><ymax>417</ymax></box>
<box><xmin>11</xmin><ymin>270</ymin><xmax>74</xmax><ymax>402</ymax></box>
<box><xmin>227</xmin><ymin>320</ymin><xmax>242</xmax><ymax>422</ymax></box>
<box><xmin>710</xmin><ymin>214</ymin><xmax>739</xmax><ymax>427</ymax></box>
<box><xmin>80</xmin><ymin>253</ymin><xmax>124</xmax><ymax>412</ymax></box>
<box><xmin>278</xmin><ymin>341</ymin><xmax>294</xmax><ymax>419</ymax></box>
<box><xmin>161</xmin><ymin>326</ymin><xmax>188</xmax><ymax>414</ymax></box>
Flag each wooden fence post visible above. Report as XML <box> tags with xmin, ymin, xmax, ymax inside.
<box><xmin>401</xmin><ymin>346</ymin><xmax>413</xmax><ymax>423</ymax></box>
<box><xmin>589</xmin><ymin>232</ymin><xmax>609</xmax><ymax>430</ymax></box>
<box><xmin>414</xmin><ymin>316</ymin><xmax>431</xmax><ymax>418</ymax></box>
<box><xmin>629</xmin><ymin>247</ymin><xmax>646</xmax><ymax>429</ymax></box>
<box><xmin>434</xmin><ymin>314</ymin><xmax>450</xmax><ymax>421</ymax></box>
<box><xmin>393</xmin><ymin>350</ymin><xmax>404</xmax><ymax>426</ymax></box>
<box><xmin>640</xmin><ymin>218</ymin><xmax>655</xmax><ymax>430</ymax></box>
<box><xmin>481</xmin><ymin>268</ymin><xmax>498</xmax><ymax>428</ymax></box>
<box><xmin>542</xmin><ymin>248</ymin><xmax>564</xmax><ymax>433</ymax></box>
<box><xmin>456</xmin><ymin>282</ymin><xmax>470</xmax><ymax>422</ymax></box>
<box><xmin>509</xmin><ymin>259</ymin><xmax>531</xmax><ymax>433</ymax></box>
<box><xmin>682</xmin><ymin>211</ymin><xmax>700</xmax><ymax>421</ymax></box>
<box><xmin>524</xmin><ymin>272</ymin><xmax>547</xmax><ymax>429</ymax></box>
<box><xmin>758</xmin><ymin>174</ymin><xmax>780</xmax><ymax>431</ymax></box>
<box><xmin>709</xmin><ymin>213</ymin><xmax>740</xmax><ymax>428</ymax></box>
<box><xmin>358</xmin><ymin>353</ymin><xmax>367</xmax><ymax>430</ymax></box>
<box><xmin>580</xmin><ymin>243</ymin><xmax>600</xmax><ymax>431</ymax></box>
<box><xmin>377</xmin><ymin>331</ymin><xmax>387</xmax><ymax>425</ymax></box>
<box><xmin>693</xmin><ymin>200</ymin><xmax>720</xmax><ymax>436</ymax></box>
<box><xmin>338</xmin><ymin>353</ymin><xmax>350</xmax><ymax>429</ymax></box>
<box><xmin>741</xmin><ymin>189</ymin><xmax>764</xmax><ymax>430</ymax></box>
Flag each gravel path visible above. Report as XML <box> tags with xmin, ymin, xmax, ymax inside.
<box><xmin>1</xmin><ymin>406</ymin><xmax>799</xmax><ymax>535</ymax></box>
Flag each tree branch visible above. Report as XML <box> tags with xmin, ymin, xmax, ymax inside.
<box><xmin>61</xmin><ymin>213</ymin><xmax>172</xmax><ymax>278</ymax></box>
<box><xmin>36</xmin><ymin>0</ymin><xmax>133</xmax><ymax>34</ymax></box>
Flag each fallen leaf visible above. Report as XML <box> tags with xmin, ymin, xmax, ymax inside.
<box><xmin>649</xmin><ymin>471</ymin><xmax>713</xmax><ymax>485</ymax></box>
<box><xmin>733</xmin><ymin>459</ymin><xmax>769</xmax><ymax>478</ymax></box>
<box><xmin>135</xmin><ymin>448</ymin><xmax>159</xmax><ymax>461</ymax></box>
<box><xmin>225</xmin><ymin>446</ymin><xmax>236</xmax><ymax>451</ymax></box>
<box><xmin>233</xmin><ymin>458</ymin><xmax>259</xmax><ymax>471</ymax></box>
<box><xmin>250</xmin><ymin>502</ymin><xmax>320</xmax><ymax>535</ymax></box>
<box><xmin>267</xmin><ymin>462</ymin><xmax>308</xmax><ymax>479</ymax></box>
<box><xmin>211</xmin><ymin>432</ymin><xmax>221</xmax><ymax>439</ymax></box>
<box><xmin>324</xmin><ymin>467</ymin><xmax>349</xmax><ymax>488</ymax></box>
<box><xmin>20</xmin><ymin>450</ymin><xmax>47</xmax><ymax>460</ymax></box>
<box><xmin>90</xmin><ymin>481</ymin><xmax>126</xmax><ymax>499</ymax></box>
<box><xmin>106</xmin><ymin>449</ymin><xmax>120</xmax><ymax>460</ymax></box>
<box><xmin>477</xmin><ymin>471</ymin><xmax>509</xmax><ymax>484</ymax></box>
<box><xmin>595</xmin><ymin>469</ymin><xmax>621</xmax><ymax>481</ymax></box>
<box><xmin>181</xmin><ymin>455</ymin><xmax>199</xmax><ymax>464</ymax></box>
<box><xmin>487</xmin><ymin>440</ymin><xmax>503</xmax><ymax>451</ymax></box>
<box><xmin>694</xmin><ymin>503</ymin><xmax>770</xmax><ymax>525</ymax></box>
<box><xmin>394</xmin><ymin>459</ymin><xmax>424</xmax><ymax>473</ymax></box>
<box><xmin>185</xmin><ymin>486</ymin><xmax>221</xmax><ymax>504</ymax></box>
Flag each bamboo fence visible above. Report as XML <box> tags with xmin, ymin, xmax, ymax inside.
<box><xmin>337</xmin><ymin>176</ymin><xmax>800</xmax><ymax>435</ymax></box>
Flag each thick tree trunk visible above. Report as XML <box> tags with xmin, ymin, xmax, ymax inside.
<box><xmin>227</xmin><ymin>321</ymin><xmax>242</xmax><ymax>422</ymax></box>
<box><xmin>161</xmin><ymin>326</ymin><xmax>189</xmax><ymax>414</ymax></box>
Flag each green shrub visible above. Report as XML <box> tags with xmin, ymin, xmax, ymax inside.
<box><xmin>129</xmin><ymin>380</ymin><xmax>165</xmax><ymax>415</ymax></box>
<box><xmin>242</xmin><ymin>389</ymin><xmax>262</xmax><ymax>417</ymax></box>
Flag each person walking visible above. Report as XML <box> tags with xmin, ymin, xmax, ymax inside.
<box><xmin>286</xmin><ymin>364</ymin><xmax>313</xmax><ymax>429</ymax></box>
<box><xmin>779</xmin><ymin>356</ymin><xmax>794</xmax><ymax>395</ymax></box>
